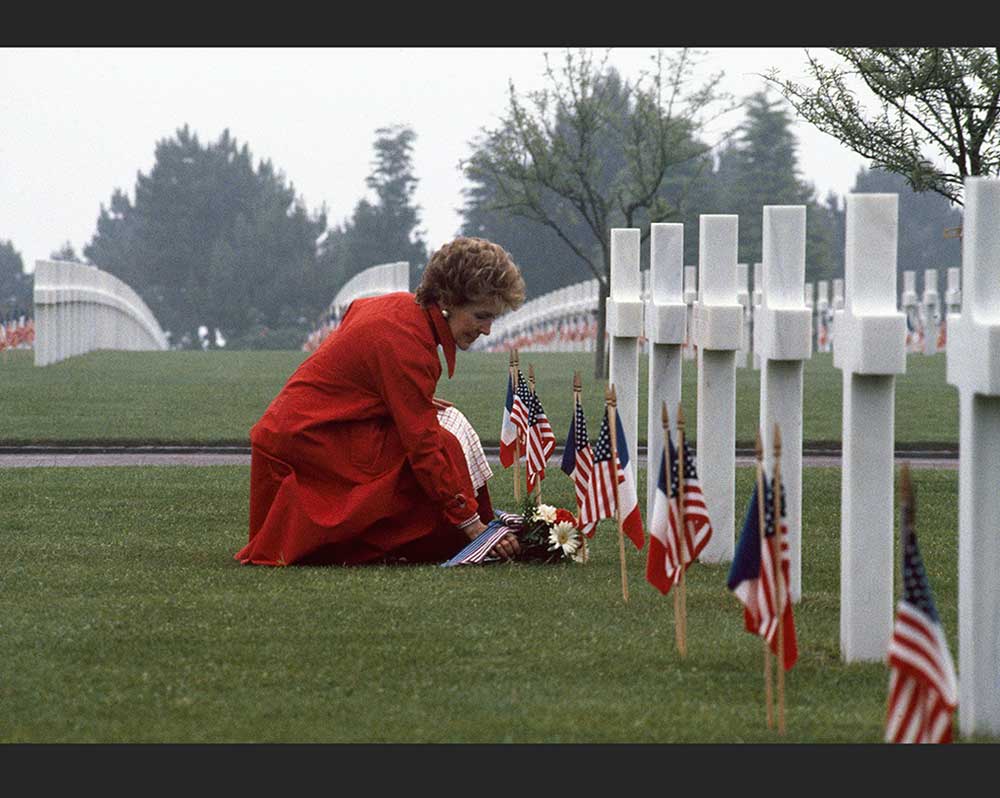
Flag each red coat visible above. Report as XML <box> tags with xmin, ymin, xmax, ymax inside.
<box><xmin>235</xmin><ymin>293</ymin><xmax>490</xmax><ymax>566</ymax></box>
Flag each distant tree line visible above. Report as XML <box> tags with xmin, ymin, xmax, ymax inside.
<box><xmin>2</xmin><ymin>48</ymin><xmax>983</xmax><ymax>352</ymax></box>
<box><xmin>83</xmin><ymin>124</ymin><xmax>426</xmax><ymax>350</ymax></box>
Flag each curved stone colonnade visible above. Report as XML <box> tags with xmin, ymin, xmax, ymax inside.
<box><xmin>303</xmin><ymin>261</ymin><xmax>409</xmax><ymax>351</ymax></box>
<box><xmin>32</xmin><ymin>259</ymin><xmax>168</xmax><ymax>367</ymax></box>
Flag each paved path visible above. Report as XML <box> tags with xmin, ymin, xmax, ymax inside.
<box><xmin>0</xmin><ymin>446</ymin><xmax>959</xmax><ymax>469</ymax></box>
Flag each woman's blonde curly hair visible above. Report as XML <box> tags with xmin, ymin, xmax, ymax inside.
<box><xmin>415</xmin><ymin>237</ymin><xmax>525</xmax><ymax>312</ymax></box>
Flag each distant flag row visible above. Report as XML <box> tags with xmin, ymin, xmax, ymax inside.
<box><xmin>0</xmin><ymin>315</ymin><xmax>34</xmax><ymax>352</ymax></box>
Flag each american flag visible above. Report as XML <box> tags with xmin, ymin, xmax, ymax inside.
<box><xmin>510</xmin><ymin>369</ymin><xmax>531</xmax><ymax>448</ymax></box>
<box><xmin>560</xmin><ymin>395</ymin><xmax>596</xmax><ymax>537</ymax></box>
<box><xmin>494</xmin><ymin>510</ymin><xmax>524</xmax><ymax>528</ymax></box>
<box><xmin>646</xmin><ymin>434</ymin><xmax>713</xmax><ymax>594</ymax></box>
<box><xmin>675</xmin><ymin>437</ymin><xmax>713</xmax><ymax>564</ymax></box>
<box><xmin>498</xmin><ymin>372</ymin><xmax>519</xmax><ymax>468</ymax></box>
<box><xmin>440</xmin><ymin>520</ymin><xmax>517</xmax><ymax>567</ymax></box>
<box><xmin>726</xmin><ymin>474</ymin><xmax>798</xmax><ymax>670</ymax></box>
<box><xmin>885</xmin><ymin>478</ymin><xmax>957</xmax><ymax>744</ymax></box>
<box><xmin>525</xmin><ymin>388</ymin><xmax>556</xmax><ymax>492</ymax></box>
<box><xmin>584</xmin><ymin>409</ymin><xmax>644</xmax><ymax>549</ymax></box>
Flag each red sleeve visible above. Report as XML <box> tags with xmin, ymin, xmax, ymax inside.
<box><xmin>368</xmin><ymin>335</ymin><xmax>479</xmax><ymax>526</ymax></box>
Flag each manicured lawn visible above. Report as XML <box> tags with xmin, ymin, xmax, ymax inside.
<box><xmin>2</xmin><ymin>463</ymin><xmax>986</xmax><ymax>743</ymax></box>
<box><xmin>0</xmin><ymin>348</ymin><xmax>958</xmax><ymax>448</ymax></box>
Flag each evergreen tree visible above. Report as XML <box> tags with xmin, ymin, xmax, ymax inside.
<box><xmin>0</xmin><ymin>239</ymin><xmax>32</xmax><ymax>317</ymax></box>
<box><xmin>49</xmin><ymin>242</ymin><xmax>83</xmax><ymax>262</ymax></box>
<box><xmin>711</xmin><ymin>90</ymin><xmax>839</xmax><ymax>282</ymax></box>
<box><xmin>84</xmin><ymin>126</ymin><xmax>327</xmax><ymax>348</ymax></box>
<box><xmin>318</xmin><ymin>125</ymin><xmax>428</xmax><ymax>302</ymax></box>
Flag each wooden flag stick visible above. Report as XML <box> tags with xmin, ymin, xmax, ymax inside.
<box><xmin>510</xmin><ymin>350</ymin><xmax>521</xmax><ymax>504</ymax></box>
<box><xmin>676</xmin><ymin>402</ymin><xmax>689</xmax><ymax>657</ymax></box>
<box><xmin>662</xmin><ymin>402</ymin><xmax>682</xmax><ymax>654</ymax></box>
<box><xmin>529</xmin><ymin>363</ymin><xmax>540</xmax><ymax>504</ymax></box>
<box><xmin>755</xmin><ymin>429</ymin><xmax>774</xmax><ymax>731</ymax></box>
<box><xmin>607</xmin><ymin>383</ymin><xmax>628</xmax><ymax>604</ymax></box>
<box><xmin>574</xmin><ymin>371</ymin><xmax>588</xmax><ymax>565</ymax></box>
<box><xmin>772</xmin><ymin>423</ymin><xmax>786</xmax><ymax>736</ymax></box>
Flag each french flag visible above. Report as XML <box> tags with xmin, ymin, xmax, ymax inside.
<box><xmin>645</xmin><ymin>448</ymin><xmax>677</xmax><ymax>594</ymax></box>
<box><xmin>614</xmin><ymin>412</ymin><xmax>645</xmax><ymax>550</ymax></box>
<box><xmin>498</xmin><ymin>372</ymin><xmax>518</xmax><ymax>467</ymax></box>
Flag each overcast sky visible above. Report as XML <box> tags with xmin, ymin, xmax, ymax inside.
<box><xmin>2</xmin><ymin>47</ymin><xmax>869</xmax><ymax>274</ymax></box>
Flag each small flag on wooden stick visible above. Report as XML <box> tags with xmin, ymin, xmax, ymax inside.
<box><xmin>885</xmin><ymin>463</ymin><xmax>958</xmax><ymax>744</ymax></box>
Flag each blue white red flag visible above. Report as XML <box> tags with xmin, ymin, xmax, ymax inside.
<box><xmin>727</xmin><ymin>475</ymin><xmax>798</xmax><ymax>670</ymax></box>
<box><xmin>612</xmin><ymin>412</ymin><xmax>644</xmax><ymax>549</ymax></box>
<box><xmin>583</xmin><ymin>409</ymin><xmax>644</xmax><ymax>549</ymax></box>
<box><xmin>646</xmin><ymin>446</ymin><xmax>679</xmax><ymax>593</ymax></box>
<box><xmin>645</xmin><ymin>434</ymin><xmax>713</xmax><ymax>594</ymax></box>
<box><xmin>499</xmin><ymin>372</ymin><xmax>519</xmax><ymax>468</ymax></box>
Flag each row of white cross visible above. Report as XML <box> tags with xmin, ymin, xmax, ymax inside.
<box><xmin>607</xmin><ymin>180</ymin><xmax>999</xmax><ymax>738</ymax></box>
<box><xmin>472</xmin><ymin>267</ymin><xmax>957</xmax><ymax>359</ymax></box>
<box><xmin>32</xmin><ymin>259</ymin><xmax>169</xmax><ymax>367</ymax></box>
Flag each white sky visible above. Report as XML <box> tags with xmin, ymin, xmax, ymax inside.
<box><xmin>1</xmin><ymin>47</ymin><xmax>869</xmax><ymax>274</ymax></box>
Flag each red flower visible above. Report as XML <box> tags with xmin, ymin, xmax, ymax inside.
<box><xmin>554</xmin><ymin>508</ymin><xmax>577</xmax><ymax>526</ymax></box>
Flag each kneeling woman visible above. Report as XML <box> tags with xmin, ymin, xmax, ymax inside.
<box><xmin>235</xmin><ymin>237</ymin><xmax>525</xmax><ymax>566</ymax></box>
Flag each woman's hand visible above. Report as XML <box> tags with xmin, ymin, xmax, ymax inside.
<box><xmin>464</xmin><ymin>519</ymin><xmax>520</xmax><ymax>560</ymax></box>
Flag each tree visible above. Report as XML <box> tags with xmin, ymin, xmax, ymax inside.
<box><xmin>317</xmin><ymin>125</ymin><xmax>428</xmax><ymax>306</ymax></box>
<box><xmin>85</xmin><ymin>126</ymin><xmax>327</xmax><ymax>348</ymax></box>
<box><xmin>0</xmin><ymin>239</ymin><xmax>32</xmax><ymax>317</ymax></box>
<box><xmin>461</xmin><ymin>168</ymin><xmax>590</xmax><ymax>298</ymax></box>
<box><xmin>765</xmin><ymin>48</ymin><xmax>1000</xmax><ymax>205</ymax></box>
<box><xmin>710</xmin><ymin>90</ymin><xmax>840</xmax><ymax>282</ymax></box>
<box><xmin>463</xmin><ymin>48</ymin><xmax>731</xmax><ymax>377</ymax></box>
<box><xmin>49</xmin><ymin>242</ymin><xmax>82</xmax><ymax>262</ymax></box>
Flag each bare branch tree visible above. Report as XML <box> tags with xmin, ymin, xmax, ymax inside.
<box><xmin>462</xmin><ymin>48</ymin><xmax>733</xmax><ymax>378</ymax></box>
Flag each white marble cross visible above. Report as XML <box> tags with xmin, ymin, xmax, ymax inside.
<box><xmin>645</xmin><ymin>224</ymin><xmax>687</xmax><ymax>523</ymax></box>
<box><xmin>736</xmin><ymin>263</ymin><xmax>750</xmax><ymax>368</ymax></box>
<box><xmin>833</xmin><ymin>193</ymin><xmax>906</xmax><ymax>663</ymax></box>
<box><xmin>816</xmin><ymin>280</ymin><xmax>831</xmax><ymax>352</ymax></box>
<box><xmin>901</xmin><ymin>270</ymin><xmax>919</xmax><ymax>352</ymax></box>
<box><xmin>945</xmin><ymin>267</ymin><xmax>962</xmax><ymax>314</ymax></box>
<box><xmin>752</xmin><ymin>262</ymin><xmax>763</xmax><ymax>369</ymax></box>
<box><xmin>683</xmin><ymin>265</ymin><xmax>697</xmax><ymax>361</ymax></box>
<box><xmin>607</xmin><ymin>228</ymin><xmax>643</xmax><ymax>483</ymax></box>
<box><xmin>945</xmin><ymin>176</ymin><xmax>1000</xmax><ymax>738</ymax></box>
<box><xmin>694</xmin><ymin>215</ymin><xmax>741</xmax><ymax>563</ymax></box>
<box><xmin>922</xmin><ymin>268</ymin><xmax>940</xmax><ymax>354</ymax></box>
<box><xmin>756</xmin><ymin>206</ymin><xmax>812</xmax><ymax>602</ymax></box>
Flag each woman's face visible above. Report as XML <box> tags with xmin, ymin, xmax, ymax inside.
<box><xmin>446</xmin><ymin>299</ymin><xmax>503</xmax><ymax>350</ymax></box>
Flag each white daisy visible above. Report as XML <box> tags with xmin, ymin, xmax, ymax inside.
<box><xmin>532</xmin><ymin>503</ymin><xmax>558</xmax><ymax>525</ymax></box>
<box><xmin>547</xmin><ymin>520</ymin><xmax>580</xmax><ymax>557</ymax></box>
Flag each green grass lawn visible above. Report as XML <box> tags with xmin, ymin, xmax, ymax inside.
<box><xmin>0</xmin><ymin>347</ymin><xmax>959</xmax><ymax>448</ymax></box>
<box><xmin>2</xmin><ymin>463</ymin><xmax>987</xmax><ymax>743</ymax></box>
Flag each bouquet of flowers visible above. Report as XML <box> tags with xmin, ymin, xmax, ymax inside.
<box><xmin>496</xmin><ymin>497</ymin><xmax>588</xmax><ymax>564</ymax></box>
